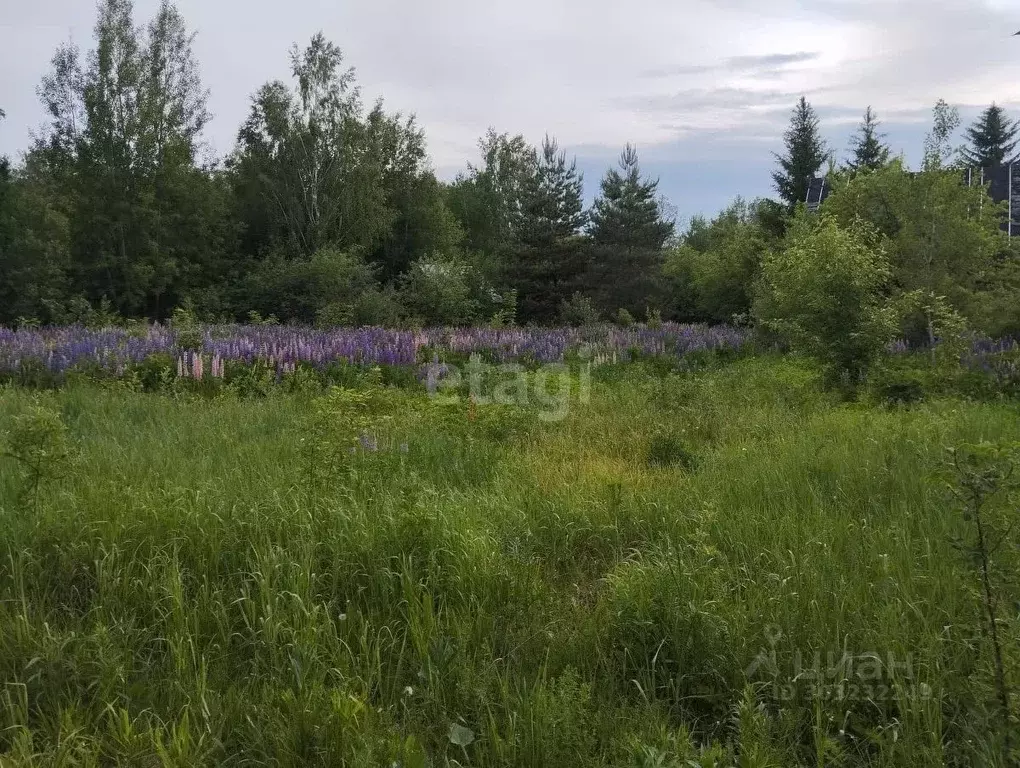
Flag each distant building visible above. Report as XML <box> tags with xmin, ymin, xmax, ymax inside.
<box><xmin>806</xmin><ymin>162</ymin><xmax>1020</xmax><ymax>236</ymax></box>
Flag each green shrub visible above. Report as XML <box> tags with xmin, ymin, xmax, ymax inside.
<box><xmin>1</xmin><ymin>401</ymin><xmax>70</xmax><ymax>509</ymax></box>
<box><xmin>870</xmin><ymin>366</ymin><xmax>928</xmax><ymax>406</ymax></box>
<box><xmin>646</xmin><ymin>432</ymin><xmax>698</xmax><ymax>470</ymax></box>
<box><xmin>131</xmin><ymin>353</ymin><xmax>176</xmax><ymax>392</ymax></box>
<box><xmin>559</xmin><ymin>292</ymin><xmax>601</xmax><ymax>326</ymax></box>
<box><xmin>615</xmin><ymin>308</ymin><xmax>636</xmax><ymax>327</ymax></box>
<box><xmin>754</xmin><ymin>213</ymin><xmax>894</xmax><ymax>389</ymax></box>
<box><xmin>398</xmin><ymin>252</ymin><xmax>489</xmax><ymax>327</ymax></box>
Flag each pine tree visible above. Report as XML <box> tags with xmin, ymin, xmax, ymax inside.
<box><xmin>772</xmin><ymin>97</ymin><xmax>828</xmax><ymax>208</ymax></box>
<box><xmin>585</xmin><ymin>145</ymin><xmax>674</xmax><ymax>315</ymax></box>
<box><xmin>845</xmin><ymin>106</ymin><xmax>890</xmax><ymax>173</ymax></box>
<box><xmin>961</xmin><ymin>103</ymin><xmax>1019</xmax><ymax>169</ymax></box>
<box><xmin>589</xmin><ymin>144</ymin><xmax>673</xmax><ymax>250</ymax></box>
<box><xmin>508</xmin><ymin>135</ymin><xmax>588</xmax><ymax>322</ymax></box>
<box><xmin>518</xmin><ymin>135</ymin><xmax>586</xmax><ymax>246</ymax></box>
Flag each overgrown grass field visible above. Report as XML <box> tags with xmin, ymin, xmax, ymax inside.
<box><xmin>1</xmin><ymin>356</ymin><xmax>1018</xmax><ymax>766</ymax></box>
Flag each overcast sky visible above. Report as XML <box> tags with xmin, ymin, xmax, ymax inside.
<box><xmin>2</xmin><ymin>0</ymin><xmax>1020</xmax><ymax>222</ymax></box>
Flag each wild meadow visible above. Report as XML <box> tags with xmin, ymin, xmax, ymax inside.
<box><xmin>1</xmin><ymin>325</ymin><xmax>1018</xmax><ymax>767</ymax></box>
<box><xmin>3</xmin><ymin>3</ymin><xmax>1020</xmax><ymax>764</ymax></box>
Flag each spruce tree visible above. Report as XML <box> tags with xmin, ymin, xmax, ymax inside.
<box><xmin>772</xmin><ymin>97</ymin><xmax>828</xmax><ymax>208</ymax></box>
<box><xmin>845</xmin><ymin>106</ymin><xmax>890</xmax><ymax>173</ymax></box>
<box><xmin>961</xmin><ymin>103</ymin><xmax>1019</xmax><ymax>168</ymax></box>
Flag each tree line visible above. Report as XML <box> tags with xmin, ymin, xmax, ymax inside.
<box><xmin>1</xmin><ymin>0</ymin><xmax>1018</xmax><ymax>331</ymax></box>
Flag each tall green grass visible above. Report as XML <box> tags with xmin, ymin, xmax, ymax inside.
<box><xmin>0</xmin><ymin>356</ymin><xmax>1017</xmax><ymax>766</ymax></box>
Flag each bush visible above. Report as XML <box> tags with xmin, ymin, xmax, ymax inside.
<box><xmin>559</xmin><ymin>292</ymin><xmax>601</xmax><ymax>326</ymax></box>
<box><xmin>1</xmin><ymin>401</ymin><xmax>71</xmax><ymax>509</ymax></box>
<box><xmin>869</xmin><ymin>365</ymin><xmax>929</xmax><ymax>406</ymax></box>
<box><xmin>615</xmin><ymin>308</ymin><xmax>636</xmax><ymax>327</ymax></box>
<box><xmin>171</xmin><ymin>306</ymin><xmax>204</xmax><ymax>351</ymax></box>
<box><xmin>754</xmin><ymin>213</ymin><xmax>894</xmax><ymax>388</ymax></box>
<box><xmin>315</xmin><ymin>287</ymin><xmax>403</xmax><ymax>329</ymax></box>
<box><xmin>398</xmin><ymin>252</ymin><xmax>486</xmax><ymax>327</ymax></box>
<box><xmin>647</xmin><ymin>433</ymin><xmax>698</xmax><ymax>470</ymax></box>
<box><xmin>239</xmin><ymin>248</ymin><xmax>382</xmax><ymax>325</ymax></box>
<box><xmin>892</xmin><ymin>290</ymin><xmax>968</xmax><ymax>358</ymax></box>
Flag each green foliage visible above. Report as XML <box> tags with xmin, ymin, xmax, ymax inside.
<box><xmin>946</xmin><ymin>442</ymin><xmax>1020</xmax><ymax>764</ymax></box>
<box><xmin>664</xmin><ymin>199</ymin><xmax>777</xmax><ymax>324</ymax></box>
<box><xmin>822</xmin><ymin>160</ymin><xmax>1006</xmax><ymax>325</ymax></box>
<box><xmin>868</xmin><ymin>363</ymin><xmax>931</xmax><ymax>406</ymax></box>
<box><xmin>923</xmin><ymin>99</ymin><xmax>962</xmax><ymax>171</ymax></box>
<box><xmin>891</xmin><ymin>289</ymin><xmax>969</xmax><ymax>358</ymax></box>
<box><xmin>646</xmin><ymin>432</ymin><xmax>697</xmax><ymax>470</ymax></box>
<box><xmin>961</xmin><ymin>103</ymin><xmax>1018</xmax><ymax>169</ymax></box>
<box><xmin>241</xmin><ymin>247</ymin><xmax>383</xmax><ymax>326</ymax></box>
<box><xmin>844</xmin><ymin>106</ymin><xmax>891</xmax><ymax>174</ymax></box>
<box><xmin>446</xmin><ymin>130</ymin><xmax>538</xmax><ymax>258</ymax></box>
<box><xmin>772</xmin><ymin>97</ymin><xmax>828</xmax><ymax>208</ymax></box>
<box><xmin>755</xmin><ymin>213</ymin><xmax>893</xmax><ymax>386</ymax></box>
<box><xmin>225</xmin><ymin>360</ymin><xmax>276</xmax><ymax>399</ymax></box>
<box><xmin>246</xmin><ymin>310</ymin><xmax>280</xmax><ymax>327</ymax></box>
<box><xmin>518</xmin><ymin>135</ymin><xmax>587</xmax><ymax>245</ymax></box>
<box><xmin>0</xmin><ymin>358</ymin><xmax>1019</xmax><ymax>763</ymax></box>
<box><xmin>398</xmin><ymin>252</ymin><xmax>485</xmax><ymax>327</ymax></box>
<box><xmin>589</xmin><ymin>144</ymin><xmax>674</xmax><ymax>252</ymax></box>
<box><xmin>559</xmin><ymin>291</ymin><xmax>601</xmax><ymax>326</ymax></box>
<box><xmin>969</xmin><ymin>240</ymin><xmax>1020</xmax><ymax>339</ymax></box>
<box><xmin>171</xmin><ymin>305</ymin><xmax>204</xmax><ymax>350</ymax></box>
<box><xmin>0</xmin><ymin>156</ymin><xmax>71</xmax><ymax>326</ymax></box>
<box><xmin>368</xmin><ymin>122</ymin><xmax>465</xmax><ymax>283</ymax></box>
<box><xmin>39</xmin><ymin>295</ymin><xmax>122</xmax><ymax>328</ymax></box>
<box><xmin>232</xmin><ymin>34</ymin><xmax>392</xmax><ymax>258</ymax></box>
<box><xmin>318</xmin><ymin>286</ymin><xmax>404</xmax><ymax>329</ymax></box>
<box><xmin>615</xmin><ymin>308</ymin><xmax>636</xmax><ymax>327</ymax></box>
<box><xmin>584</xmin><ymin>145</ymin><xmax>674</xmax><ymax>317</ymax></box>
<box><xmin>1</xmin><ymin>401</ymin><xmax>70</xmax><ymax>510</ymax></box>
<box><xmin>31</xmin><ymin>0</ymin><xmax>224</xmax><ymax>319</ymax></box>
<box><xmin>506</xmin><ymin>136</ymin><xmax>589</xmax><ymax>323</ymax></box>
<box><xmin>301</xmin><ymin>384</ymin><xmax>395</xmax><ymax>502</ymax></box>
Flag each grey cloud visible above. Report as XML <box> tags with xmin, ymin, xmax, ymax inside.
<box><xmin>630</xmin><ymin>87</ymin><xmax>809</xmax><ymax>113</ymax></box>
<box><xmin>643</xmin><ymin>51</ymin><xmax>821</xmax><ymax>79</ymax></box>
<box><xmin>3</xmin><ymin>0</ymin><xmax>1020</xmax><ymax>221</ymax></box>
